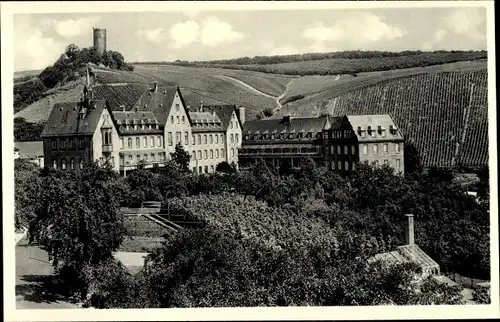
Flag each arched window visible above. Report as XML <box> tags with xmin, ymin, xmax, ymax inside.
<box><xmin>61</xmin><ymin>159</ymin><xmax>66</xmax><ymax>170</ymax></box>
<box><xmin>53</xmin><ymin>159</ymin><xmax>57</xmax><ymax>169</ymax></box>
<box><xmin>230</xmin><ymin>148</ymin><xmax>234</xmax><ymax>157</ymax></box>
<box><xmin>210</xmin><ymin>149</ymin><xmax>213</xmax><ymax>159</ymax></box>
<box><xmin>231</xmin><ymin>134</ymin><xmax>234</xmax><ymax>143</ymax></box>
<box><xmin>235</xmin><ymin>134</ymin><xmax>239</xmax><ymax>144</ymax></box>
<box><xmin>71</xmin><ymin>158</ymin><xmax>75</xmax><ymax>170</ymax></box>
<box><xmin>209</xmin><ymin>135</ymin><xmax>213</xmax><ymax>144</ymax></box>
<box><xmin>128</xmin><ymin>138</ymin><xmax>133</xmax><ymax>149</ymax></box>
<box><xmin>79</xmin><ymin>159</ymin><xmax>84</xmax><ymax>169</ymax></box>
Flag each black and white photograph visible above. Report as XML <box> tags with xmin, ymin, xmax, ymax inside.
<box><xmin>2</xmin><ymin>1</ymin><xmax>498</xmax><ymax>320</ymax></box>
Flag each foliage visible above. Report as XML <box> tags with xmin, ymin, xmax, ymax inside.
<box><xmin>14</xmin><ymin>78</ymin><xmax>48</xmax><ymax>113</ymax></box>
<box><xmin>472</xmin><ymin>285</ymin><xmax>491</xmax><ymax>304</ymax></box>
<box><xmin>215</xmin><ymin>161</ymin><xmax>236</xmax><ymax>173</ymax></box>
<box><xmin>170</xmin><ymin>142</ymin><xmax>191</xmax><ymax>172</ymax></box>
<box><xmin>14</xmin><ymin>117</ymin><xmax>46</xmax><ymax>142</ymax></box>
<box><xmin>38</xmin><ymin>44</ymin><xmax>133</xmax><ymax>89</ymax></box>
<box><xmin>29</xmin><ymin>162</ymin><xmax>127</xmax><ymax>300</ymax></box>
<box><xmin>14</xmin><ymin>159</ymin><xmax>41</xmax><ymax>230</ymax></box>
<box><xmin>106</xmin><ymin>224</ymin><xmax>465</xmax><ymax>308</ymax></box>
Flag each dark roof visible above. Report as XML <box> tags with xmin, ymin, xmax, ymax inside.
<box><xmin>198</xmin><ymin>105</ymin><xmax>238</xmax><ymax>131</ymax></box>
<box><xmin>14</xmin><ymin>141</ymin><xmax>44</xmax><ymax>157</ymax></box>
<box><xmin>112</xmin><ymin>111</ymin><xmax>163</xmax><ymax>134</ymax></box>
<box><xmin>190</xmin><ymin>110</ymin><xmax>225</xmax><ymax>133</ymax></box>
<box><xmin>244</xmin><ymin>115</ymin><xmax>343</xmax><ymax>135</ymax></box>
<box><xmin>93</xmin><ymin>84</ymin><xmax>150</xmax><ymax>111</ymax></box>
<box><xmin>41</xmin><ymin>100</ymin><xmax>108</xmax><ymax>137</ymax></box>
<box><xmin>347</xmin><ymin>114</ymin><xmax>404</xmax><ymax>142</ymax></box>
<box><xmin>144</xmin><ymin>85</ymin><xmax>193</xmax><ymax>126</ymax></box>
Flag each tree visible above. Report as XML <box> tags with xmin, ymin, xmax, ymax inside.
<box><xmin>170</xmin><ymin>142</ymin><xmax>191</xmax><ymax>172</ymax></box>
<box><xmin>404</xmin><ymin>140</ymin><xmax>423</xmax><ymax>175</ymax></box>
<box><xmin>33</xmin><ymin>162</ymin><xmax>127</xmax><ymax>299</ymax></box>
<box><xmin>215</xmin><ymin>161</ymin><xmax>235</xmax><ymax>173</ymax></box>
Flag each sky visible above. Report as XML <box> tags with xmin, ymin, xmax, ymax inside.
<box><xmin>13</xmin><ymin>6</ymin><xmax>487</xmax><ymax>72</ymax></box>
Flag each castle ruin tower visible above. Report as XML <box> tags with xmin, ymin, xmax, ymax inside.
<box><xmin>93</xmin><ymin>27</ymin><xmax>107</xmax><ymax>56</ymax></box>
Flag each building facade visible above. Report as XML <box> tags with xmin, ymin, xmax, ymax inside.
<box><xmin>41</xmin><ymin>94</ymin><xmax>120</xmax><ymax>175</ymax></box>
<box><xmin>42</xmin><ymin>76</ymin><xmax>244</xmax><ymax>175</ymax></box>
<box><xmin>240</xmin><ymin>114</ymin><xmax>405</xmax><ymax>175</ymax></box>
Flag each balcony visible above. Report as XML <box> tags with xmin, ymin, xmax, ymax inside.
<box><xmin>239</xmin><ymin>144</ymin><xmax>322</xmax><ymax>157</ymax></box>
<box><xmin>102</xmin><ymin>144</ymin><xmax>113</xmax><ymax>153</ymax></box>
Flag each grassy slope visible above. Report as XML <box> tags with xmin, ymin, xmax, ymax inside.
<box><xmin>15</xmin><ymin>65</ymin><xmax>293</xmax><ymax>122</ymax></box>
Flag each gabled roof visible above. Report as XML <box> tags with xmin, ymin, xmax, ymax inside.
<box><xmin>370</xmin><ymin>244</ymin><xmax>440</xmax><ymax>274</ymax></box>
<box><xmin>148</xmin><ymin>85</ymin><xmax>192</xmax><ymax>126</ymax></box>
<box><xmin>197</xmin><ymin>105</ymin><xmax>240</xmax><ymax>131</ymax></box>
<box><xmin>112</xmin><ymin>111</ymin><xmax>163</xmax><ymax>135</ymax></box>
<box><xmin>41</xmin><ymin>100</ymin><xmax>108</xmax><ymax>137</ymax></box>
<box><xmin>244</xmin><ymin>115</ymin><xmax>343</xmax><ymax>136</ymax></box>
<box><xmin>14</xmin><ymin>141</ymin><xmax>44</xmax><ymax>158</ymax></box>
<box><xmin>347</xmin><ymin>114</ymin><xmax>403</xmax><ymax>141</ymax></box>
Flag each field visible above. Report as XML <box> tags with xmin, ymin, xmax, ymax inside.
<box><xmin>165</xmin><ymin>51</ymin><xmax>487</xmax><ymax>76</ymax></box>
<box><xmin>133</xmin><ymin>65</ymin><xmax>290</xmax><ymax>118</ymax></box>
<box><xmin>281</xmin><ymin>60</ymin><xmax>487</xmax><ymax>105</ymax></box>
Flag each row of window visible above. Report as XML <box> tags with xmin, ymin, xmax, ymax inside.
<box><xmin>193</xmin><ymin>165</ymin><xmax>215</xmax><ymax>174</ymax></box>
<box><xmin>331</xmin><ymin>161</ymin><xmax>356</xmax><ymax>171</ymax></box>
<box><xmin>166</xmin><ymin>132</ymin><xmax>238</xmax><ymax>146</ymax></box>
<box><xmin>49</xmin><ymin>138</ymin><xmax>86</xmax><ymax>150</ymax></box>
<box><xmin>123</xmin><ymin>124</ymin><xmax>160</xmax><ymax>131</ymax></box>
<box><xmin>121</xmin><ymin>152</ymin><xmax>166</xmax><ymax>165</ymax></box>
<box><xmin>52</xmin><ymin>157</ymin><xmax>94</xmax><ymax>170</ymax></box>
<box><xmin>244</xmin><ymin>132</ymin><xmax>319</xmax><ymax>141</ymax></box>
<box><xmin>331</xmin><ymin>159</ymin><xmax>402</xmax><ymax>171</ymax></box>
<box><xmin>121</xmin><ymin>136</ymin><xmax>164</xmax><ymax>150</ymax></box>
<box><xmin>361</xmin><ymin>143</ymin><xmax>400</xmax><ymax>155</ymax></box>
<box><xmin>191</xmin><ymin>148</ymin><xmax>235</xmax><ymax>161</ymax></box>
<box><xmin>331</xmin><ymin>145</ymin><xmax>356</xmax><ymax>155</ymax></box>
<box><xmin>170</xmin><ymin>113</ymin><xmax>186</xmax><ymax>125</ymax></box>
<box><xmin>358</xmin><ymin>128</ymin><xmax>398</xmax><ymax>139</ymax></box>
<box><xmin>331</xmin><ymin>130</ymin><xmax>352</xmax><ymax>139</ymax></box>
<box><xmin>362</xmin><ymin>159</ymin><xmax>402</xmax><ymax>169</ymax></box>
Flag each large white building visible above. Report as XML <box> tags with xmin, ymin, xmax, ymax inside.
<box><xmin>42</xmin><ymin>73</ymin><xmax>244</xmax><ymax>175</ymax></box>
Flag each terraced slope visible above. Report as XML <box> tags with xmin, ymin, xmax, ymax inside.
<box><xmin>280</xmin><ymin>69</ymin><xmax>488</xmax><ymax>168</ymax></box>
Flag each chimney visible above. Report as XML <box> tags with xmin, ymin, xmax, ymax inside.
<box><xmin>120</xmin><ymin>104</ymin><xmax>125</xmax><ymax>112</ymax></box>
<box><xmin>200</xmin><ymin>101</ymin><xmax>204</xmax><ymax>112</ymax></box>
<box><xmin>282</xmin><ymin>115</ymin><xmax>291</xmax><ymax>126</ymax></box>
<box><xmin>405</xmin><ymin>214</ymin><xmax>415</xmax><ymax>246</ymax></box>
<box><xmin>187</xmin><ymin>105</ymin><xmax>191</xmax><ymax>111</ymax></box>
<box><xmin>237</xmin><ymin>106</ymin><xmax>246</xmax><ymax>125</ymax></box>
<box><xmin>153</xmin><ymin>81</ymin><xmax>158</xmax><ymax>93</ymax></box>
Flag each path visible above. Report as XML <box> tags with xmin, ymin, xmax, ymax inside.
<box><xmin>216</xmin><ymin>74</ymin><xmax>291</xmax><ymax>114</ymax></box>
<box><xmin>15</xmin><ymin>238</ymin><xmax>80</xmax><ymax>309</ymax></box>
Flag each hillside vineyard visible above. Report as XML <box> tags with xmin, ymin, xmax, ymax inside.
<box><xmin>322</xmin><ymin>70</ymin><xmax>488</xmax><ymax>168</ymax></box>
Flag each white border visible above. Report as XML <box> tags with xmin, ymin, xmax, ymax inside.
<box><xmin>2</xmin><ymin>1</ymin><xmax>498</xmax><ymax>321</ymax></box>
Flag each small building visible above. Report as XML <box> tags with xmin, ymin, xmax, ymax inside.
<box><xmin>370</xmin><ymin>214</ymin><xmax>440</xmax><ymax>277</ymax></box>
<box><xmin>14</xmin><ymin>141</ymin><xmax>44</xmax><ymax>167</ymax></box>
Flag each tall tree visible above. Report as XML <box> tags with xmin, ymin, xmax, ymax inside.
<box><xmin>170</xmin><ymin>142</ymin><xmax>191</xmax><ymax>172</ymax></box>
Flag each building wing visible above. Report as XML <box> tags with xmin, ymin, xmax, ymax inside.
<box><xmin>41</xmin><ymin>100</ymin><xmax>108</xmax><ymax>137</ymax></box>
